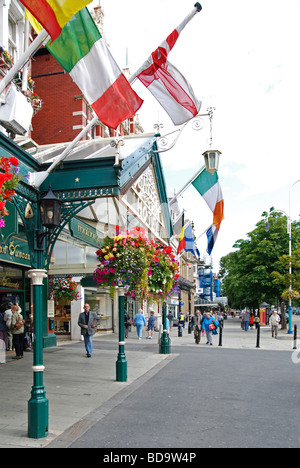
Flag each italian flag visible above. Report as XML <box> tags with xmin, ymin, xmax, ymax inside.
<box><xmin>192</xmin><ymin>169</ymin><xmax>224</xmax><ymax>255</ymax></box>
<box><xmin>27</xmin><ymin>8</ymin><xmax>143</xmax><ymax>129</ymax></box>
<box><xmin>20</xmin><ymin>0</ymin><xmax>93</xmax><ymax>42</ymax></box>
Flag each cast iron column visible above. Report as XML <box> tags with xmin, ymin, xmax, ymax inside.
<box><xmin>160</xmin><ymin>302</ymin><xmax>171</xmax><ymax>354</ymax></box>
<box><xmin>116</xmin><ymin>287</ymin><xmax>127</xmax><ymax>382</ymax></box>
<box><xmin>27</xmin><ymin>267</ymin><xmax>49</xmax><ymax>439</ymax></box>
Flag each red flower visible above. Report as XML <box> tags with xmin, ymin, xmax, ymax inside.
<box><xmin>8</xmin><ymin>156</ymin><xmax>19</xmax><ymax>167</ymax></box>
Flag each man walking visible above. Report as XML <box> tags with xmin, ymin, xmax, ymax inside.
<box><xmin>270</xmin><ymin>309</ymin><xmax>280</xmax><ymax>338</ymax></box>
<box><xmin>78</xmin><ymin>304</ymin><xmax>100</xmax><ymax>357</ymax></box>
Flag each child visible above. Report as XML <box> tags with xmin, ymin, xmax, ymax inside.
<box><xmin>146</xmin><ymin>309</ymin><xmax>156</xmax><ymax>339</ymax></box>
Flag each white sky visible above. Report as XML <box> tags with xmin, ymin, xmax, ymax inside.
<box><xmin>90</xmin><ymin>0</ymin><xmax>300</xmax><ymax>272</ymax></box>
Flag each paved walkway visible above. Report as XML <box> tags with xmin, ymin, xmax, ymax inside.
<box><xmin>0</xmin><ymin>318</ymin><xmax>298</xmax><ymax>448</ymax></box>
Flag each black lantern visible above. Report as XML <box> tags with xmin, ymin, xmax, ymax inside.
<box><xmin>38</xmin><ymin>185</ymin><xmax>62</xmax><ymax>230</ymax></box>
<box><xmin>36</xmin><ymin>186</ymin><xmax>62</xmax><ymax>249</ymax></box>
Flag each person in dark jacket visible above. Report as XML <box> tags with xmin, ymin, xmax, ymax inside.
<box><xmin>146</xmin><ymin>308</ymin><xmax>156</xmax><ymax>339</ymax></box>
<box><xmin>78</xmin><ymin>304</ymin><xmax>100</xmax><ymax>357</ymax></box>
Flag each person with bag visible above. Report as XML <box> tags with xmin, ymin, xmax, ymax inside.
<box><xmin>202</xmin><ymin>311</ymin><xmax>220</xmax><ymax>346</ymax></box>
<box><xmin>10</xmin><ymin>304</ymin><xmax>25</xmax><ymax>360</ymax></box>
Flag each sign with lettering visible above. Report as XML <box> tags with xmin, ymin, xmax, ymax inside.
<box><xmin>69</xmin><ymin>218</ymin><xmax>103</xmax><ymax>248</ymax></box>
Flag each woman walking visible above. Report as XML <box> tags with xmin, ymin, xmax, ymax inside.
<box><xmin>202</xmin><ymin>312</ymin><xmax>220</xmax><ymax>346</ymax></box>
<box><xmin>135</xmin><ymin>309</ymin><xmax>146</xmax><ymax>340</ymax></box>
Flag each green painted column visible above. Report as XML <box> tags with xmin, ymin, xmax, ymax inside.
<box><xmin>160</xmin><ymin>302</ymin><xmax>171</xmax><ymax>354</ymax></box>
<box><xmin>116</xmin><ymin>287</ymin><xmax>127</xmax><ymax>382</ymax></box>
<box><xmin>28</xmin><ymin>267</ymin><xmax>49</xmax><ymax>439</ymax></box>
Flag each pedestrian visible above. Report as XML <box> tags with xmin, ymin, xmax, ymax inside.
<box><xmin>78</xmin><ymin>303</ymin><xmax>100</xmax><ymax>357</ymax></box>
<box><xmin>194</xmin><ymin>311</ymin><xmax>202</xmax><ymax>344</ymax></box>
<box><xmin>202</xmin><ymin>312</ymin><xmax>220</xmax><ymax>346</ymax></box>
<box><xmin>135</xmin><ymin>309</ymin><xmax>146</xmax><ymax>340</ymax></box>
<box><xmin>167</xmin><ymin>311</ymin><xmax>174</xmax><ymax>330</ymax></box>
<box><xmin>179</xmin><ymin>312</ymin><xmax>185</xmax><ymax>328</ymax></box>
<box><xmin>254</xmin><ymin>314</ymin><xmax>260</xmax><ymax>329</ymax></box>
<box><xmin>249</xmin><ymin>313</ymin><xmax>255</xmax><ymax>329</ymax></box>
<box><xmin>10</xmin><ymin>304</ymin><xmax>25</xmax><ymax>360</ymax></box>
<box><xmin>0</xmin><ymin>308</ymin><xmax>8</xmax><ymax>354</ymax></box>
<box><xmin>146</xmin><ymin>308</ymin><xmax>156</xmax><ymax>339</ymax></box>
<box><xmin>269</xmin><ymin>310</ymin><xmax>280</xmax><ymax>338</ymax></box>
<box><xmin>3</xmin><ymin>303</ymin><xmax>13</xmax><ymax>351</ymax></box>
<box><xmin>124</xmin><ymin>311</ymin><xmax>131</xmax><ymax>339</ymax></box>
<box><xmin>242</xmin><ymin>310</ymin><xmax>250</xmax><ymax>331</ymax></box>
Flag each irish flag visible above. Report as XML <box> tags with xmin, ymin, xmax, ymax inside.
<box><xmin>28</xmin><ymin>8</ymin><xmax>143</xmax><ymax>129</ymax></box>
<box><xmin>20</xmin><ymin>0</ymin><xmax>93</xmax><ymax>42</ymax></box>
<box><xmin>192</xmin><ymin>169</ymin><xmax>224</xmax><ymax>255</ymax></box>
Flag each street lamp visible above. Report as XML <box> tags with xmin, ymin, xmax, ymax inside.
<box><xmin>36</xmin><ymin>185</ymin><xmax>62</xmax><ymax>249</ymax></box>
<box><xmin>28</xmin><ymin>185</ymin><xmax>62</xmax><ymax>439</ymax></box>
<box><xmin>203</xmin><ymin>149</ymin><xmax>221</xmax><ymax>175</ymax></box>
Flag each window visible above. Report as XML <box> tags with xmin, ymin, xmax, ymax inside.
<box><xmin>8</xmin><ymin>16</ymin><xmax>17</xmax><ymax>60</ymax></box>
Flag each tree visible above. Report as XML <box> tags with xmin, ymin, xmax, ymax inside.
<box><xmin>219</xmin><ymin>209</ymin><xmax>300</xmax><ymax>314</ymax></box>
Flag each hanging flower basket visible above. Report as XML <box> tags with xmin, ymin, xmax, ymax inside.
<box><xmin>148</xmin><ymin>243</ymin><xmax>180</xmax><ymax>303</ymax></box>
<box><xmin>53</xmin><ymin>277</ymin><xmax>80</xmax><ymax>302</ymax></box>
<box><xmin>0</xmin><ymin>155</ymin><xmax>21</xmax><ymax>228</ymax></box>
<box><xmin>93</xmin><ymin>226</ymin><xmax>180</xmax><ymax>302</ymax></box>
<box><xmin>282</xmin><ymin>289</ymin><xmax>300</xmax><ymax>301</ymax></box>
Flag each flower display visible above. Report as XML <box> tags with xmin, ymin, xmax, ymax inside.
<box><xmin>0</xmin><ymin>155</ymin><xmax>21</xmax><ymax>227</ymax></box>
<box><xmin>148</xmin><ymin>243</ymin><xmax>180</xmax><ymax>302</ymax></box>
<box><xmin>53</xmin><ymin>277</ymin><xmax>80</xmax><ymax>302</ymax></box>
<box><xmin>282</xmin><ymin>289</ymin><xmax>300</xmax><ymax>301</ymax></box>
<box><xmin>0</xmin><ymin>47</ymin><xmax>14</xmax><ymax>68</ymax></box>
<box><xmin>93</xmin><ymin>226</ymin><xmax>180</xmax><ymax>302</ymax></box>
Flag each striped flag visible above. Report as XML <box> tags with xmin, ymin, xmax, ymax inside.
<box><xmin>184</xmin><ymin>223</ymin><xmax>200</xmax><ymax>258</ymax></box>
<box><xmin>20</xmin><ymin>0</ymin><xmax>93</xmax><ymax>42</ymax></box>
<box><xmin>27</xmin><ymin>8</ymin><xmax>143</xmax><ymax>130</ymax></box>
<box><xmin>133</xmin><ymin>4</ymin><xmax>202</xmax><ymax>126</ymax></box>
<box><xmin>176</xmin><ymin>213</ymin><xmax>186</xmax><ymax>255</ymax></box>
<box><xmin>192</xmin><ymin>169</ymin><xmax>224</xmax><ymax>255</ymax></box>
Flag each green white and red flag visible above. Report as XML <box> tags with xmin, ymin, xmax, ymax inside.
<box><xmin>27</xmin><ymin>8</ymin><xmax>143</xmax><ymax>129</ymax></box>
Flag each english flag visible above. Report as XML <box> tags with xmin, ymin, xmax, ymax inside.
<box><xmin>132</xmin><ymin>3</ymin><xmax>202</xmax><ymax>126</ymax></box>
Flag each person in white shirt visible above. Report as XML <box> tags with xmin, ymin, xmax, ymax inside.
<box><xmin>269</xmin><ymin>310</ymin><xmax>280</xmax><ymax>338</ymax></box>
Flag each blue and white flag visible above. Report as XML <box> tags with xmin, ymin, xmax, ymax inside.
<box><xmin>184</xmin><ymin>223</ymin><xmax>200</xmax><ymax>258</ymax></box>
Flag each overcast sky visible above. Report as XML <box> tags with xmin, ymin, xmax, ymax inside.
<box><xmin>90</xmin><ymin>0</ymin><xmax>300</xmax><ymax>272</ymax></box>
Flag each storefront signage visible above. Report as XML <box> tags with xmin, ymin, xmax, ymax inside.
<box><xmin>69</xmin><ymin>218</ymin><xmax>103</xmax><ymax>248</ymax></box>
<box><xmin>0</xmin><ymin>239</ymin><xmax>31</xmax><ymax>267</ymax></box>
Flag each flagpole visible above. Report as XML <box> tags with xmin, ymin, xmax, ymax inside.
<box><xmin>29</xmin><ymin>115</ymin><xmax>99</xmax><ymax>188</ymax></box>
<box><xmin>128</xmin><ymin>2</ymin><xmax>202</xmax><ymax>85</ymax></box>
<box><xmin>0</xmin><ymin>29</ymin><xmax>49</xmax><ymax>95</ymax></box>
<box><xmin>169</xmin><ymin>164</ymin><xmax>206</xmax><ymax>205</ymax></box>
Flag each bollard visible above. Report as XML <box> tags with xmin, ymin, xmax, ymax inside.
<box><xmin>218</xmin><ymin>325</ymin><xmax>223</xmax><ymax>347</ymax></box>
<box><xmin>178</xmin><ymin>324</ymin><xmax>182</xmax><ymax>337</ymax></box>
<box><xmin>293</xmin><ymin>325</ymin><xmax>298</xmax><ymax>350</ymax></box>
<box><xmin>256</xmin><ymin>324</ymin><xmax>260</xmax><ymax>348</ymax></box>
<box><xmin>188</xmin><ymin>322</ymin><xmax>192</xmax><ymax>334</ymax></box>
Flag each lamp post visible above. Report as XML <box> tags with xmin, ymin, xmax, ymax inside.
<box><xmin>264</xmin><ymin>209</ymin><xmax>293</xmax><ymax>334</ymax></box>
<box><xmin>160</xmin><ymin>303</ymin><xmax>171</xmax><ymax>354</ymax></box>
<box><xmin>116</xmin><ymin>287</ymin><xmax>127</xmax><ymax>382</ymax></box>
<box><xmin>28</xmin><ymin>186</ymin><xmax>62</xmax><ymax>438</ymax></box>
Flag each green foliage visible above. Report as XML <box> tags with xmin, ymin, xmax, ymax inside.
<box><xmin>219</xmin><ymin>210</ymin><xmax>300</xmax><ymax>309</ymax></box>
